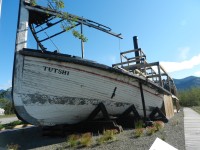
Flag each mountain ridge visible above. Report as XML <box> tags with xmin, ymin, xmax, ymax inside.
<box><xmin>174</xmin><ymin>76</ymin><xmax>200</xmax><ymax>91</ymax></box>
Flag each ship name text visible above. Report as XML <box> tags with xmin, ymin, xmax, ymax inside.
<box><xmin>43</xmin><ymin>66</ymin><xmax>69</xmax><ymax>75</ymax></box>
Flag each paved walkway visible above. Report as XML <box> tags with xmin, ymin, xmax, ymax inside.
<box><xmin>184</xmin><ymin>107</ymin><xmax>200</xmax><ymax>150</ymax></box>
<box><xmin>0</xmin><ymin>117</ymin><xmax>19</xmax><ymax>124</ymax></box>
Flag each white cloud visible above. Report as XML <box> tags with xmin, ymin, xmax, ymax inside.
<box><xmin>178</xmin><ymin>47</ymin><xmax>190</xmax><ymax>60</ymax></box>
<box><xmin>194</xmin><ymin>71</ymin><xmax>200</xmax><ymax>77</ymax></box>
<box><xmin>160</xmin><ymin>53</ymin><xmax>200</xmax><ymax>73</ymax></box>
<box><xmin>0</xmin><ymin>80</ymin><xmax>12</xmax><ymax>90</ymax></box>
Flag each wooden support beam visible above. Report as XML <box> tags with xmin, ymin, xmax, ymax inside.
<box><xmin>139</xmin><ymin>82</ymin><xmax>147</xmax><ymax>119</ymax></box>
<box><xmin>157</xmin><ymin>63</ymin><xmax>163</xmax><ymax>87</ymax></box>
<box><xmin>120</xmin><ymin>48</ymin><xmax>141</xmax><ymax>55</ymax></box>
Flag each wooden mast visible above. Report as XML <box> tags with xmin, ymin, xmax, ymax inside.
<box><xmin>15</xmin><ymin>0</ymin><xmax>29</xmax><ymax>52</ymax></box>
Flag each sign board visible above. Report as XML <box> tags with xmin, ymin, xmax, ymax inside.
<box><xmin>149</xmin><ymin>138</ymin><xmax>178</xmax><ymax>150</ymax></box>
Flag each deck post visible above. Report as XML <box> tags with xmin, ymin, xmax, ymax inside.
<box><xmin>81</xmin><ymin>23</ymin><xmax>84</xmax><ymax>58</ymax></box>
<box><xmin>139</xmin><ymin>82</ymin><xmax>147</xmax><ymax>120</ymax></box>
<box><xmin>157</xmin><ymin>63</ymin><xmax>163</xmax><ymax>87</ymax></box>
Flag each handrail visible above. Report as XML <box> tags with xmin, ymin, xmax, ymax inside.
<box><xmin>24</xmin><ymin>2</ymin><xmax>123</xmax><ymax>39</ymax></box>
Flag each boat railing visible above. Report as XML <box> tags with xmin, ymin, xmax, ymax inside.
<box><xmin>112</xmin><ymin>47</ymin><xmax>177</xmax><ymax>96</ymax></box>
<box><xmin>24</xmin><ymin>1</ymin><xmax>122</xmax><ymax>57</ymax></box>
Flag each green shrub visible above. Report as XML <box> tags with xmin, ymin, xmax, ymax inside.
<box><xmin>146</xmin><ymin>126</ymin><xmax>157</xmax><ymax>136</ymax></box>
<box><xmin>134</xmin><ymin>128</ymin><xmax>144</xmax><ymax>138</ymax></box>
<box><xmin>153</xmin><ymin>121</ymin><xmax>164</xmax><ymax>131</ymax></box>
<box><xmin>0</xmin><ymin>124</ymin><xmax>4</xmax><ymax>130</ymax></box>
<box><xmin>96</xmin><ymin>129</ymin><xmax>117</xmax><ymax>145</ymax></box>
<box><xmin>67</xmin><ymin>134</ymin><xmax>80</xmax><ymax>148</ymax></box>
<box><xmin>135</xmin><ymin>120</ymin><xmax>144</xmax><ymax>129</ymax></box>
<box><xmin>179</xmin><ymin>88</ymin><xmax>200</xmax><ymax>107</ymax></box>
<box><xmin>80</xmin><ymin>132</ymin><xmax>93</xmax><ymax>147</ymax></box>
<box><xmin>0</xmin><ymin>98</ymin><xmax>14</xmax><ymax>115</ymax></box>
<box><xmin>7</xmin><ymin>143</ymin><xmax>20</xmax><ymax>150</ymax></box>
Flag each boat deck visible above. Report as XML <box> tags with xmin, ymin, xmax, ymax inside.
<box><xmin>184</xmin><ymin>107</ymin><xmax>200</xmax><ymax>150</ymax></box>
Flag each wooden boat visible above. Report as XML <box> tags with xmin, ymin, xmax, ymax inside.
<box><xmin>12</xmin><ymin>0</ymin><xmax>179</xmax><ymax>126</ymax></box>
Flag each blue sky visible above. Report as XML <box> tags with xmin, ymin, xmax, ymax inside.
<box><xmin>1</xmin><ymin>0</ymin><xmax>200</xmax><ymax>90</ymax></box>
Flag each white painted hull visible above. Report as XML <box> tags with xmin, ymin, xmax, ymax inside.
<box><xmin>13</xmin><ymin>50</ymin><xmax>165</xmax><ymax>126</ymax></box>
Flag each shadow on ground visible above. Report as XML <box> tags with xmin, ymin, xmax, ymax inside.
<box><xmin>0</xmin><ymin>127</ymin><xmax>66</xmax><ymax>150</ymax></box>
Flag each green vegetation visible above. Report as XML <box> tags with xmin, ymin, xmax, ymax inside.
<box><xmin>191</xmin><ymin>106</ymin><xmax>200</xmax><ymax>114</ymax></box>
<box><xmin>0</xmin><ymin>120</ymin><xmax>25</xmax><ymax>130</ymax></box>
<box><xmin>178</xmin><ymin>88</ymin><xmax>200</xmax><ymax>106</ymax></box>
<box><xmin>66</xmin><ymin>132</ymin><xmax>93</xmax><ymax>148</ymax></box>
<box><xmin>65</xmin><ymin>129</ymin><xmax>118</xmax><ymax>148</ymax></box>
<box><xmin>0</xmin><ymin>98</ymin><xmax>15</xmax><ymax>115</ymax></box>
<box><xmin>133</xmin><ymin>121</ymin><xmax>165</xmax><ymax>138</ymax></box>
<box><xmin>135</xmin><ymin>120</ymin><xmax>144</xmax><ymax>129</ymax></box>
<box><xmin>7</xmin><ymin>143</ymin><xmax>20</xmax><ymax>150</ymax></box>
<box><xmin>134</xmin><ymin>120</ymin><xmax>145</xmax><ymax>138</ymax></box>
<box><xmin>134</xmin><ymin>128</ymin><xmax>144</xmax><ymax>138</ymax></box>
<box><xmin>67</xmin><ymin>134</ymin><xmax>80</xmax><ymax>148</ymax></box>
<box><xmin>30</xmin><ymin>0</ymin><xmax>37</xmax><ymax>6</ymax></box>
<box><xmin>30</xmin><ymin>0</ymin><xmax>87</xmax><ymax>42</ymax></box>
<box><xmin>153</xmin><ymin>121</ymin><xmax>165</xmax><ymax>131</ymax></box>
<box><xmin>146</xmin><ymin>126</ymin><xmax>157</xmax><ymax>136</ymax></box>
<box><xmin>79</xmin><ymin>132</ymin><xmax>93</xmax><ymax>147</ymax></box>
<box><xmin>96</xmin><ymin>129</ymin><xmax>118</xmax><ymax>145</ymax></box>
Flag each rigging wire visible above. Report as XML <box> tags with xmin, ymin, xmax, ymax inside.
<box><xmin>118</xmin><ymin>38</ymin><xmax>121</xmax><ymax>53</ymax></box>
<box><xmin>39</xmin><ymin>25</ymin><xmax>60</xmax><ymax>52</ymax></box>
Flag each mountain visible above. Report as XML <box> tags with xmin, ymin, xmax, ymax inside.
<box><xmin>0</xmin><ymin>87</ymin><xmax>12</xmax><ymax>101</ymax></box>
<box><xmin>174</xmin><ymin>76</ymin><xmax>200</xmax><ymax>91</ymax></box>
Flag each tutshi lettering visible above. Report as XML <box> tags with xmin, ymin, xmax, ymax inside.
<box><xmin>43</xmin><ymin>66</ymin><xmax>69</xmax><ymax>75</ymax></box>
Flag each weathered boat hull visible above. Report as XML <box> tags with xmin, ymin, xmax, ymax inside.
<box><xmin>12</xmin><ymin>49</ymin><xmax>165</xmax><ymax>126</ymax></box>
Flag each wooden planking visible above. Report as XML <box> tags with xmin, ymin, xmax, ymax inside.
<box><xmin>184</xmin><ymin>107</ymin><xmax>200</xmax><ymax>150</ymax></box>
<box><xmin>14</xmin><ymin>55</ymin><xmax>164</xmax><ymax>125</ymax></box>
<box><xmin>22</xmin><ymin>56</ymin><xmax>163</xmax><ymax>106</ymax></box>
<box><xmin>163</xmin><ymin>95</ymin><xmax>174</xmax><ymax>119</ymax></box>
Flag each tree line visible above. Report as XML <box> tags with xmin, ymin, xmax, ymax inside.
<box><xmin>0</xmin><ymin>95</ymin><xmax>14</xmax><ymax>115</ymax></box>
<box><xmin>178</xmin><ymin>87</ymin><xmax>200</xmax><ymax>107</ymax></box>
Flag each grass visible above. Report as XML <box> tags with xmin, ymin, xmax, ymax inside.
<box><xmin>146</xmin><ymin>126</ymin><xmax>157</xmax><ymax>136</ymax></box>
<box><xmin>7</xmin><ymin>143</ymin><xmax>20</xmax><ymax>150</ymax></box>
<box><xmin>191</xmin><ymin>106</ymin><xmax>200</xmax><ymax>114</ymax></box>
<box><xmin>96</xmin><ymin>129</ymin><xmax>118</xmax><ymax>145</ymax></box>
<box><xmin>153</xmin><ymin>121</ymin><xmax>165</xmax><ymax>131</ymax></box>
<box><xmin>135</xmin><ymin>120</ymin><xmax>144</xmax><ymax>129</ymax></box>
<box><xmin>67</xmin><ymin>134</ymin><xmax>80</xmax><ymax>148</ymax></box>
<box><xmin>80</xmin><ymin>132</ymin><xmax>93</xmax><ymax>147</ymax></box>
<box><xmin>65</xmin><ymin>129</ymin><xmax>118</xmax><ymax>148</ymax></box>
<box><xmin>133</xmin><ymin>120</ymin><xmax>165</xmax><ymax>138</ymax></box>
<box><xmin>66</xmin><ymin>132</ymin><xmax>93</xmax><ymax>148</ymax></box>
<box><xmin>0</xmin><ymin>120</ymin><xmax>25</xmax><ymax>130</ymax></box>
<box><xmin>134</xmin><ymin>128</ymin><xmax>144</xmax><ymax>138</ymax></box>
<box><xmin>0</xmin><ymin>114</ymin><xmax>16</xmax><ymax>119</ymax></box>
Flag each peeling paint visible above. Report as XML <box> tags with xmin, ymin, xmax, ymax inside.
<box><xmin>21</xmin><ymin>93</ymin><xmax>131</xmax><ymax>108</ymax></box>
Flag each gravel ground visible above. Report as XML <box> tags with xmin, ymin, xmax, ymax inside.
<box><xmin>0</xmin><ymin>110</ymin><xmax>185</xmax><ymax>150</ymax></box>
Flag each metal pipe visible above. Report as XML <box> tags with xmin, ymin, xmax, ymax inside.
<box><xmin>81</xmin><ymin>23</ymin><xmax>84</xmax><ymax>58</ymax></box>
<box><xmin>133</xmin><ymin>36</ymin><xmax>140</xmax><ymax>64</ymax></box>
